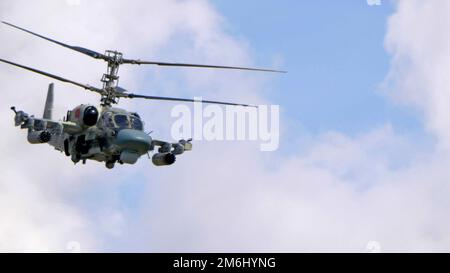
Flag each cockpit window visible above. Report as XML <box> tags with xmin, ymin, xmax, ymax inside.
<box><xmin>103</xmin><ymin>113</ymin><xmax>114</xmax><ymax>128</ymax></box>
<box><xmin>104</xmin><ymin>113</ymin><xmax>144</xmax><ymax>130</ymax></box>
<box><xmin>114</xmin><ymin>114</ymin><xmax>130</xmax><ymax>129</ymax></box>
<box><xmin>130</xmin><ymin>116</ymin><xmax>143</xmax><ymax>130</ymax></box>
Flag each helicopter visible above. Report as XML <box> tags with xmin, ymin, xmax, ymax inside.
<box><xmin>0</xmin><ymin>22</ymin><xmax>285</xmax><ymax>169</ymax></box>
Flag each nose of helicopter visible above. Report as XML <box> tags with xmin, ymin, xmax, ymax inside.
<box><xmin>115</xmin><ymin>129</ymin><xmax>152</xmax><ymax>154</ymax></box>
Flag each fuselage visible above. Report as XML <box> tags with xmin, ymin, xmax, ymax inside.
<box><xmin>12</xmin><ymin>94</ymin><xmax>191</xmax><ymax>169</ymax></box>
<box><xmin>59</xmin><ymin>105</ymin><xmax>153</xmax><ymax>167</ymax></box>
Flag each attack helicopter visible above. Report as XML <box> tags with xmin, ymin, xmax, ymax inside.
<box><xmin>0</xmin><ymin>22</ymin><xmax>284</xmax><ymax>169</ymax></box>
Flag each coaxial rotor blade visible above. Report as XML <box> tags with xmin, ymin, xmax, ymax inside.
<box><xmin>2</xmin><ymin>21</ymin><xmax>286</xmax><ymax>74</ymax></box>
<box><xmin>0</xmin><ymin>58</ymin><xmax>102</xmax><ymax>93</ymax></box>
<box><xmin>2</xmin><ymin>21</ymin><xmax>107</xmax><ymax>60</ymax></box>
<box><xmin>123</xmin><ymin>93</ymin><xmax>256</xmax><ymax>107</ymax></box>
<box><xmin>122</xmin><ymin>59</ymin><xmax>286</xmax><ymax>73</ymax></box>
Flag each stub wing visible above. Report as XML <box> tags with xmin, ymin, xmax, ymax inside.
<box><xmin>11</xmin><ymin>106</ymin><xmax>81</xmax><ymax>140</ymax></box>
<box><xmin>35</xmin><ymin>119</ymin><xmax>82</xmax><ymax>135</ymax></box>
<box><xmin>59</xmin><ymin>121</ymin><xmax>82</xmax><ymax>134</ymax></box>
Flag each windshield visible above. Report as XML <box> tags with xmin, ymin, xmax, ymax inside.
<box><xmin>130</xmin><ymin>116</ymin><xmax>143</xmax><ymax>130</ymax></box>
<box><xmin>114</xmin><ymin>114</ymin><xmax>130</xmax><ymax>129</ymax></box>
<box><xmin>108</xmin><ymin>114</ymin><xmax>144</xmax><ymax>130</ymax></box>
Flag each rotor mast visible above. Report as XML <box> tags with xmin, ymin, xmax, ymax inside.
<box><xmin>100</xmin><ymin>50</ymin><xmax>123</xmax><ymax>107</ymax></box>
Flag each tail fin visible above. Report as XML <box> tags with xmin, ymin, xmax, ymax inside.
<box><xmin>43</xmin><ymin>83</ymin><xmax>54</xmax><ymax>119</ymax></box>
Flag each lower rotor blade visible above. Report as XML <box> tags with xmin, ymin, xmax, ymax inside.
<box><xmin>0</xmin><ymin>58</ymin><xmax>101</xmax><ymax>93</ymax></box>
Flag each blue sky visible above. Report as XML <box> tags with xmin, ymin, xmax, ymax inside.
<box><xmin>212</xmin><ymin>0</ymin><xmax>421</xmax><ymax>136</ymax></box>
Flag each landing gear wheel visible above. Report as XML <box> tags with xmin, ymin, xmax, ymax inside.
<box><xmin>71</xmin><ymin>154</ymin><xmax>81</xmax><ymax>164</ymax></box>
<box><xmin>105</xmin><ymin>162</ymin><xmax>115</xmax><ymax>169</ymax></box>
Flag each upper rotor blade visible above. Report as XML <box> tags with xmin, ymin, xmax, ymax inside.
<box><xmin>122</xmin><ymin>59</ymin><xmax>286</xmax><ymax>73</ymax></box>
<box><xmin>123</xmin><ymin>93</ymin><xmax>256</xmax><ymax>107</ymax></box>
<box><xmin>0</xmin><ymin>58</ymin><xmax>102</xmax><ymax>93</ymax></box>
<box><xmin>2</xmin><ymin>21</ymin><xmax>107</xmax><ymax>60</ymax></box>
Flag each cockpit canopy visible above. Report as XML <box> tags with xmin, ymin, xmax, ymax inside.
<box><xmin>102</xmin><ymin>112</ymin><xmax>143</xmax><ymax>131</ymax></box>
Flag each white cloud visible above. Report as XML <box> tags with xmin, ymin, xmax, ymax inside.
<box><xmin>0</xmin><ymin>0</ymin><xmax>241</xmax><ymax>252</ymax></box>
<box><xmin>127</xmin><ymin>0</ymin><xmax>450</xmax><ymax>252</ymax></box>
<box><xmin>384</xmin><ymin>0</ymin><xmax>450</xmax><ymax>149</ymax></box>
<box><xmin>2</xmin><ymin>0</ymin><xmax>450</xmax><ymax>253</ymax></box>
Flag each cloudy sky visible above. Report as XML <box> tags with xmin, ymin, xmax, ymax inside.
<box><xmin>1</xmin><ymin>0</ymin><xmax>449</xmax><ymax>252</ymax></box>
